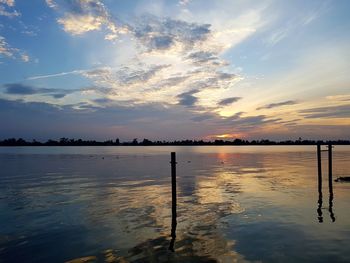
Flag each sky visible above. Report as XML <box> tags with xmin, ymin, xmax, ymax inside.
<box><xmin>0</xmin><ymin>0</ymin><xmax>349</xmax><ymax>141</ymax></box>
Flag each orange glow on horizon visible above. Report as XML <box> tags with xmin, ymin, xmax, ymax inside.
<box><xmin>206</xmin><ymin>133</ymin><xmax>246</xmax><ymax>140</ymax></box>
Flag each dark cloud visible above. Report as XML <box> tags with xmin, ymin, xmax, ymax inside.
<box><xmin>226</xmin><ymin>111</ymin><xmax>244</xmax><ymax>120</ymax></box>
<box><xmin>134</xmin><ymin>15</ymin><xmax>211</xmax><ymax>52</ymax></box>
<box><xmin>51</xmin><ymin>94</ymin><xmax>67</xmax><ymax>99</ymax></box>
<box><xmin>2</xmin><ymin>83</ymin><xmax>79</xmax><ymax>98</ymax></box>
<box><xmin>217</xmin><ymin>72</ymin><xmax>236</xmax><ymax>80</ymax></box>
<box><xmin>1</xmin><ymin>98</ymin><xmax>349</xmax><ymax>140</ymax></box>
<box><xmin>218</xmin><ymin>97</ymin><xmax>242</xmax><ymax>106</ymax></box>
<box><xmin>186</xmin><ymin>51</ymin><xmax>229</xmax><ymax>68</ymax></box>
<box><xmin>187</xmin><ymin>51</ymin><xmax>216</xmax><ymax>62</ymax></box>
<box><xmin>299</xmin><ymin>104</ymin><xmax>350</xmax><ymax>119</ymax></box>
<box><xmin>191</xmin><ymin>114</ymin><xmax>214</xmax><ymax>122</ymax></box>
<box><xmin>0</xmin><ymin>98</ymin><xmax>218</xmax><ymax>140</ymax></box>
<box><xmin>93</xmin><ymin>98</ymin><xmax>114</xmax><ymax>104</ymax></box>
<box><xmin>186</xmin><ymin>71</ymin><xmax>237</xmax><ymax>91</ymax></box>
<box><xmin>177</xmin><ymin>89</ymin><xmax>199</xmax><ymax>107</ymax></box>
<box><xmin>147</xmin><ymin>35</ymin><xmax>173</xmax><ymax>50</ymax></box>
<box><xmin>4</xmin><ymin>83</ymin><xmax>36</xmax><ymax>95</ymax></box>
<box><xmin>256</xmin><ymin>100</ymin><xmax>298</xmax><ymax>110</ymax></box>
<box><xmin>158</xmin><ymin>75</ymin><xmax>189</xmax><ymax>87</ymax></box>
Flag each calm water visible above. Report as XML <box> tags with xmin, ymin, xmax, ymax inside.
<box><xmin>0</xmin><ymin>146</ymin><xmax>350</xmax><ymax>263</ymax></box>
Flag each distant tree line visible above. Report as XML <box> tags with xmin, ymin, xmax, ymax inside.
<box><xmin>0</xmin><ymin>137</ymin><xmax>349</xmax><ymax>146</ymax></box>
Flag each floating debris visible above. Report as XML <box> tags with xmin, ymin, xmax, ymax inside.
<box><xmin>335</xmin><ymin>176</ymin><xmax>350</xmax><ymax>182</ymax></box>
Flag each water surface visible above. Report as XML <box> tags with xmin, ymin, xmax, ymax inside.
<box><xmin>0</xmin><ymin>146</ymin><xmax>349</xmax><ymax>262</ymax></box>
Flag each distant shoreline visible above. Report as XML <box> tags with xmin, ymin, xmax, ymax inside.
<box><xmin>1</xmin><ymin>138</ymin><xmax>349</xmax><ymax>146</ymax></box>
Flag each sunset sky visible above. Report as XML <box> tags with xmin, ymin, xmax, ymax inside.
<box><xmin>0</xmin><ymin>0</ymin><xmax>349</xmax><ymax>141</ymax></box>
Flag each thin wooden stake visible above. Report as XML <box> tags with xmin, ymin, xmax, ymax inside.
<box><xmin>317</xmin><ymin>144</ymin><xmax>322</xmax><ymax>193</ymax></box>
<box><xmin>169</xmin><ymin>152</ymin><xmax>177</xmax><ymax>251</ymax></box>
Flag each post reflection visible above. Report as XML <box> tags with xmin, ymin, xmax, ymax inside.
<box><xmin>329</xmin><ymin>192</ymin><xmax>335</xmax><ymax>222</ymax></box>
<box><xmin>317</xmin><ymin>186</ymin><xmax>323</xmax><ymax>223</ymax></box>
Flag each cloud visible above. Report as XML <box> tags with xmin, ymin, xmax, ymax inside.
<box><xmin>256</xmin><ymin>100</ymin><xmax>298</xmax><ymax>110</ymax></box>
<box><xmin>186</xmin><ymin>51</ymin><xmax>228</xmax><ymax>67</ymax></box>
<box><xmin>57</xmin><ymin>14</ymin><xmax>105</xmax><ymax>35</ymax></box>
<box><xmin>0</xmin><ymin>0</ymin><xmax>20</xmax><ymax>17</ymax></box>
<box><xmin>0</xmin><ymin>0</ymin><xmax>14</xmax><ymax>6</ymax></box>
<box><xmin>218</xmin><ymin>97</ymin><xmax>242</xmax><ymax>106</ymax></box>
<box><xmin>191</xmin><ymin>114</ymin><xmax>214</xmax><ymax>122</ymax></box>
<box><xmin>326</xmin><ymin>94</ymin><xmax>350</xmax><ymax>102</ymax></box>
<box><xmin>0</xmin><ymin>36</ymin><xmax>29</xmax><ymax>62</ymax></box>
<box><xmin>0</xmin><ymin>98</ymin><xmax>214</xmax><ymax>140</ymax></box>
<box><xmin>0</xmin><ymin>36</ymin><xmax>14</xmax><ymax>57</ymax></box>
<box><xmin>299</xmin><ymin>104</ymin><xmax>350</xmax><ymax>119</ymax></box>
<box><xmin>2</xmin><ymin>83</ymin><xmax>80</xmax><ymax>98</ymax></box>
<box><xmin>50</xmin><ymin>0</ymin><xmax>128</xmax><ymax>39</ymax></box>
<box><xmin>45</xmin><ymin>0</ymin><xmax>57</xmax><ymax>9</ymax></box>
<box><xmin>43</xmin><ymin>5</ymin><xmax>247</xmax><ymax>111</ymax></box>
<box><xmin>80</xmin><ymin>63</ymin><xmax>239</xmax><ymax>109</ymax></box>
<box><xmin>0</xmin><ymin>98</ymin><xmax>282</xmax><ymax>140</ymax></box>
<box><xmin>27</xmin><ymin>69</ymin><xmax>86</xmax><ymax>80</ymax></box>
<box><xmin>4</xmin><ymin>83</ymin><xmax>36</xmax><ymax>95</ymax></box>
<box><xmin>179</xmin><ymin>0</ymin><xmax>190</xmax><ymax>6</ymax></box>
<box><xmin>264</xmin><ymin>27</ymin><xmax>289</xmax><ymax>46</ymax></box>
<box><xmin>82</xmin><ymin>64</ymin><xmax>171</xmax><ymax>90</ymax></box>
<box><xmin>37</xmin><ymin>5</ymin><xmax>246</xmax><ymax>117</ymax></box>
<box><xmin>177</xmin><ymin>89</ymin><xmax>199</xmax><ymax>107</ymax></box>
<box><xmin>93</xmin><ymin>97</ymin><xmax>114</xmax><ymax>105</ymax></box>
<box><xmin>20</xmin><ymin>54</ymin><xmax>29</xmax><ymax>62</ymax></box>
<box><xmin>115</xmin><ymin>64</ymin><xmax>170</xmax><ymax>85</ymax></box>
<box><xmin>264</xmin><ymin>1</ymin><xmax>329</xmax><ymax>47</ymax></box>
<box><xmin>1</xmin><ymin>97</ymin><xmax>348</xmax><ymax>140</ymax></box>
<box><xmin>134</xmin><ymin>15</ymin><xmax>210</xmax><ymax>53</ymax></box>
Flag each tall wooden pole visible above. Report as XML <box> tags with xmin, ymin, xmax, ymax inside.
<box><xmin>316</xmin><ymin>144</ymin><xmax>323</xmax><ymax>222</ymax></box>
<box><xmin>317</xmin><ymin>144</ymin><xmax>322</xmax><ymax>193</ymax></box>
<box><xmin>169</xmin><ymin>152</ymin><xmax>177</xmax><ymax>251</ymax></box>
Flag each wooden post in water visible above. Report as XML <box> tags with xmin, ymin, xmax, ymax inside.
<box><xmin>169</xmin><ymin>152</ymin><xmax>177</xmax><ymax>251</ymax></box>
<box><xmin>316</xmin><ymin>144</ymin><xmax>323</xmax><ymax>222</ymax></box>
<box><xmin>317</xmin><ymin>144</ymin><xmax>322</xmax><ymax>193</ymax></box>
<box><xmin>328</xmin><ymin>144</ymin><xmax>333</xmax><ymax>194</ymax></box>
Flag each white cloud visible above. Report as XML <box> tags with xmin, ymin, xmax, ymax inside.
<box><xmin>0</xmin><ymin>0</ymin><xmax>19</xmax><ymax>17</ymax></box>
<box><xmin>49</xmin><ymin>0</ymin><xmax>129</xmax><ymax>39</ymax></box>
<box><xmin>264</xmin><ymin>27</ymin><xmax>290</xmax><ymax>46</ymax></box>
<box><xmin>0</xmin><ymin>0</ymin><xmax>14</xmax><ymax>7</ymax></box>
<box><xmin>58</xmin><ymin>14</ymin><xmax>105</xmax><ymax>35</ymax></box>
<box><xmin>179</xmin><ymin>0</ymin><xmax>190</xmax><ymax>6</ymax></box>
<box><xmin>0</xmin><ymin>36</ymin><xmax>14</xmax><ymax>57</ymax></box>
<box><xmin>45</xmin><ymin>0</ymin><xmax>57</xmax><ymax>9</ymax></box>
<box><xmin>27</xmin><ymin>69</ymin><xmax>86</xmax><ymax>80</ymax></box>
<box><xmin>20</xmin><ymin>53</ymin><xmax>29</xmax><ymax>62</ymax></box>
<box><xmin>0</xmin><ymin>36</ymin><xmax>30</xmax><ymax>62</ymax></box>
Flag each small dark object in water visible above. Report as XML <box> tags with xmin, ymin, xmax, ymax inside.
<box><xmin>102</xmin><ymin>157</ymin><xmax>104</xmax><ymax>159</ymax></box>
<box><xmin>335</xmin><ymin>176</ymin><xmax>350</xmax><ymax>182</ymax></box>
<box><xmin>187</xmin><ymin>160</ymin><xmax>191</xmax><ymax>163</ymax></box>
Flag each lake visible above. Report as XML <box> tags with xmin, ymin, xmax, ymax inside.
<box><xmin>0</xmin><ymin>146</ymin><xmax>350</xmax><ymax>262</ymax></box>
